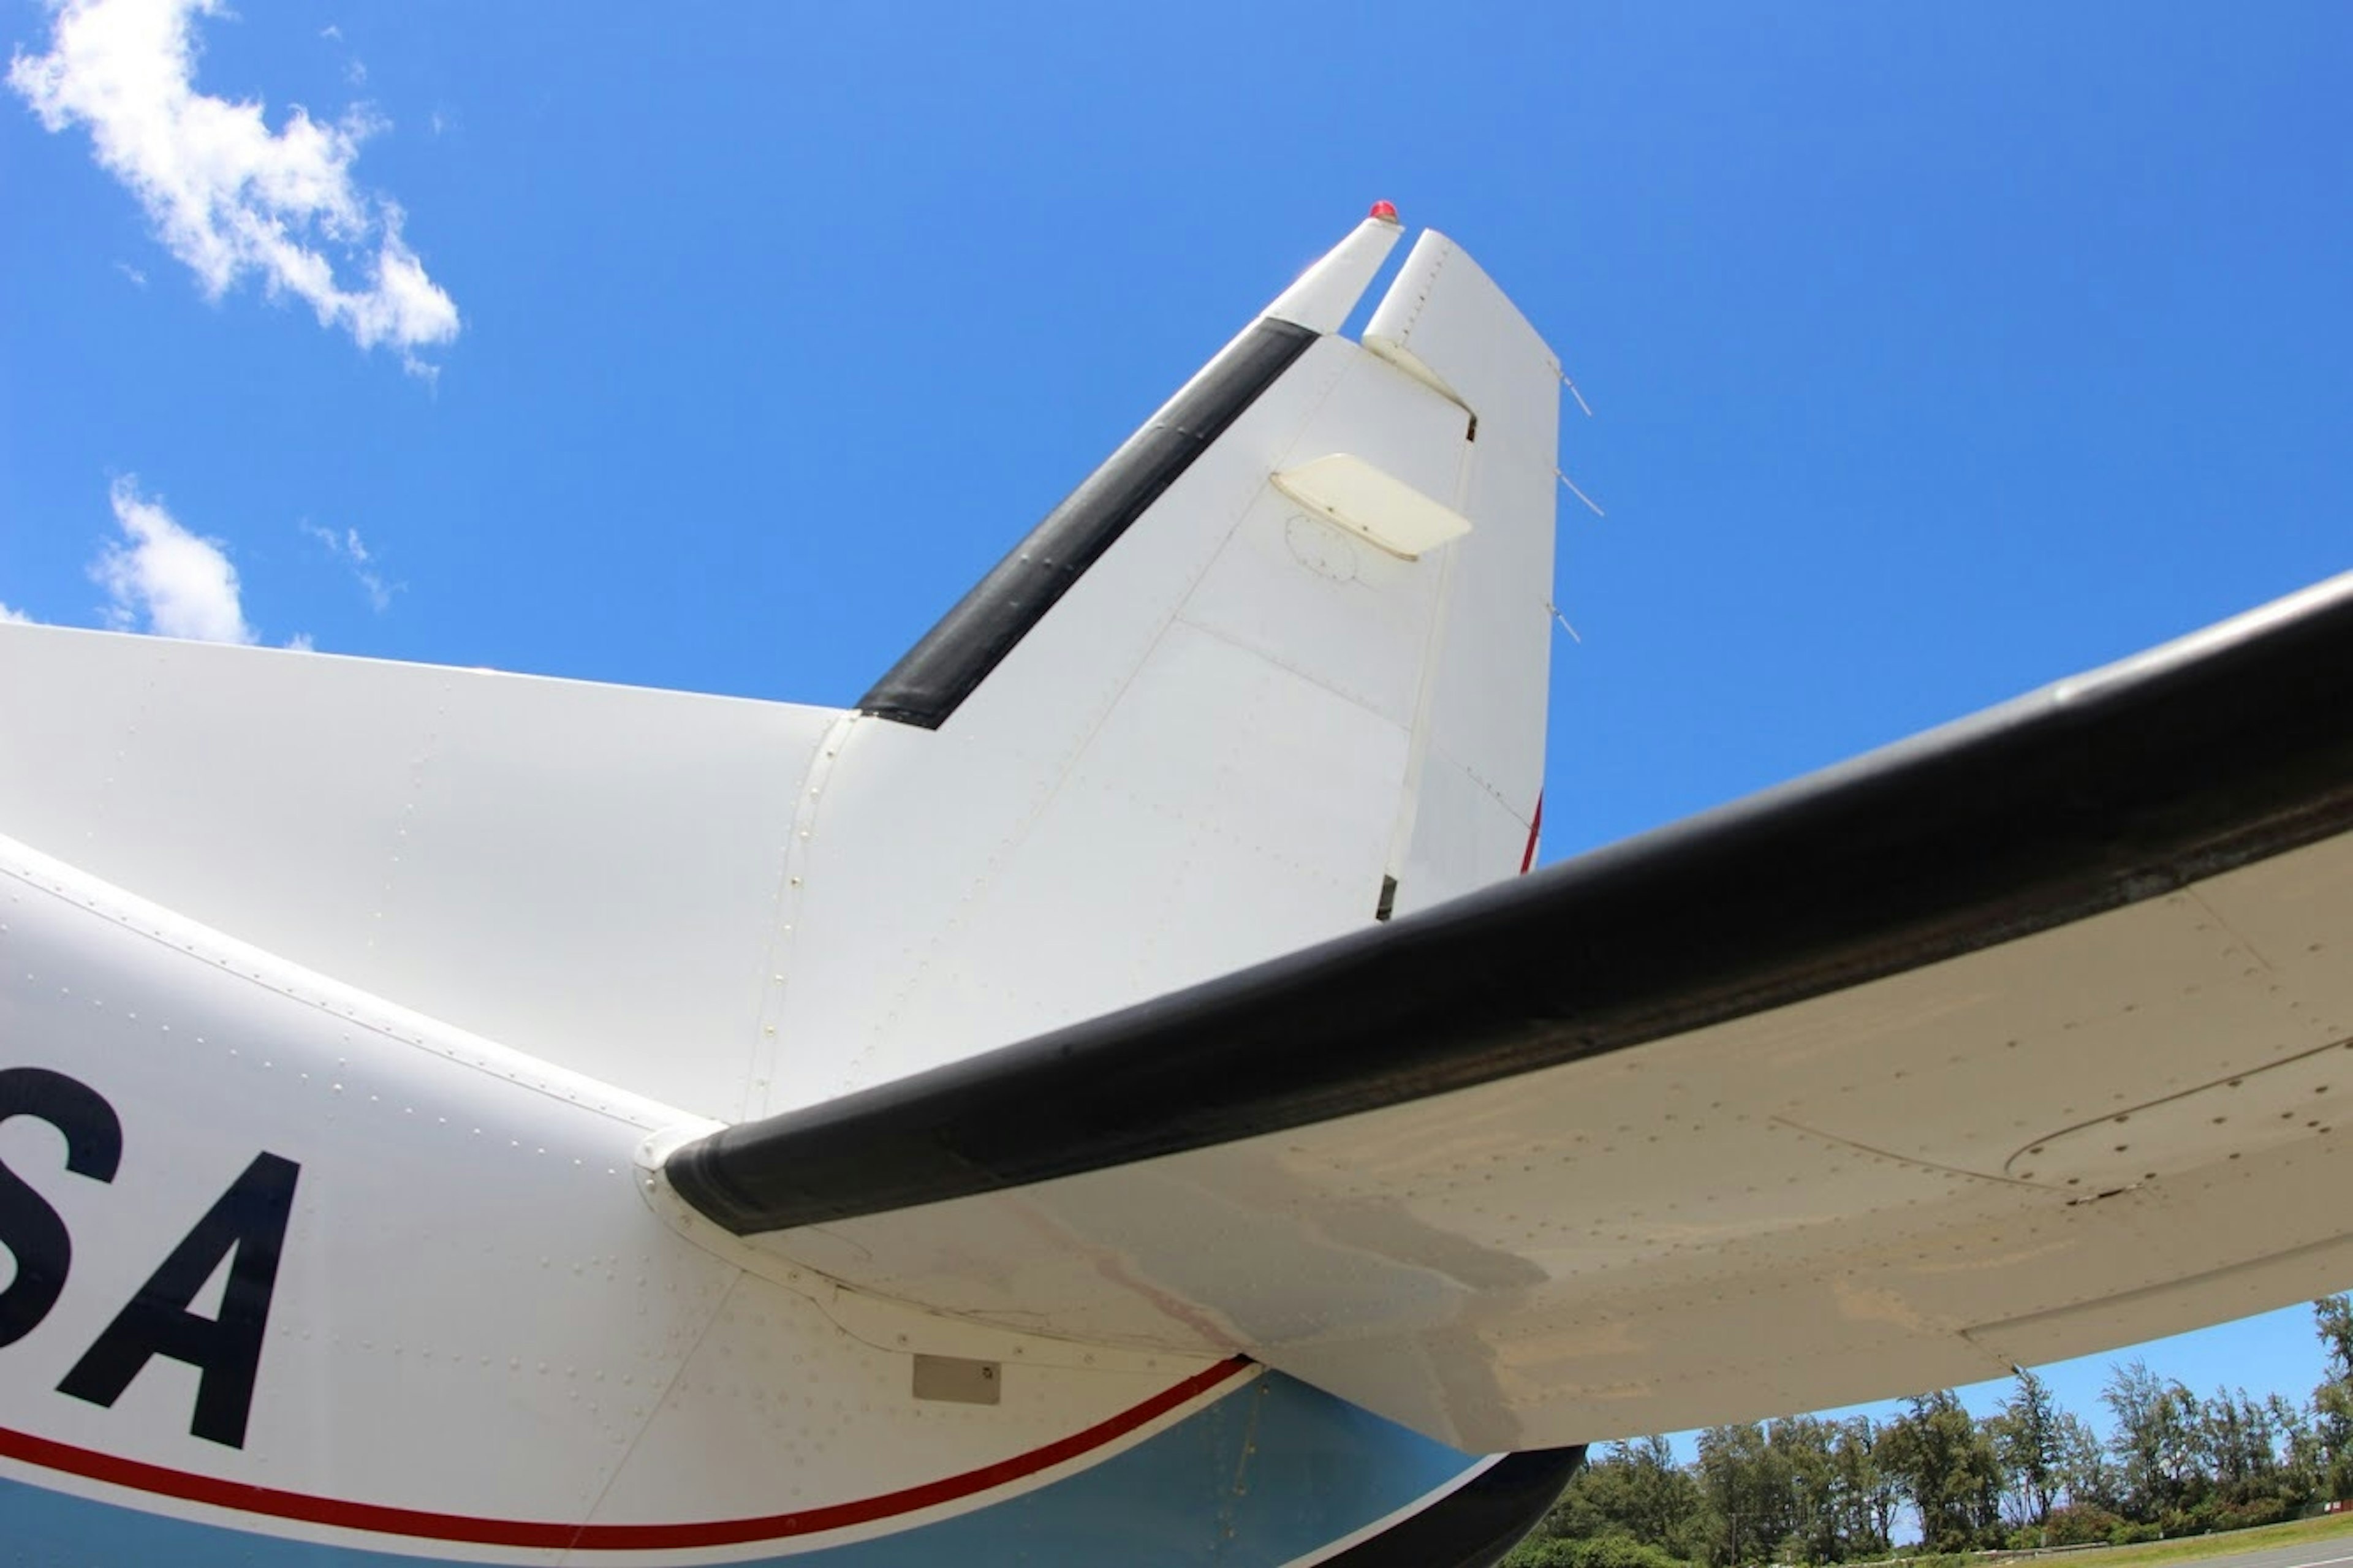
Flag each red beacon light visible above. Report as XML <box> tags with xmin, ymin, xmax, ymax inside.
<box><xmin>1368</xmin><ymin>200</ymin><xmax>1400</xmax><ymax>223</ymax></box>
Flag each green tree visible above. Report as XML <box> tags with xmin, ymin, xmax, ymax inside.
<box><xmin>1697</xmin><ymin>1422</ymin><xmax>1795</xmax><ymax>1567</ymax></box>
<box><xmin>2195</xmin><ymin>1387</ymin><xmax>2280</xmax><ymax>1506</ymax></box>
<box><xmin>1768</xmin><ymin>1416</ymin><xmax>1841</xmax><ymax>1564</ymax></box>
<box><xmin>1991</xmin><ymin>1368</ymin><xmax>2064</xmax><ymax>1528</ymax></box>
<box><xmin>2054</xmin><ymin>1409</ymin><xmax>2117</xmax><ymax>1513</ymax></box>
<box><xmin>2270</xmin><ymin>1393</ymin><xmax>2325</xmax><ymax>1507</ymax></box>
<box><xmin>1540</xmin><ymin>1436</ymin><xmax>1716</xmax><ymax>1564</ymax></box>
<box><xmin>2316</xmin><ymin>1295</ymin><xmax>2353</xmax><ymax>1501</ymax></box>
<box><xmin>1832</xmin><ymin>1417</ymin><xmax>1896</xmax><ymax>1561</ymax></box>
<box><xmin>2319</xmin><ymin>1294</ymin><xmax>2353</xmax><ymax>1379</ymax></box>
<box><xmin>2103</xmin><ymin>1359</ymin><xmax>2203</xmax><ymax>1520</ymax></box>
<box><xmin>1506</xmin><ymin>1314</ymin><xmax>2353</xmax><ymax>1568</ymax></box>
<box><xmin>1877</xmin><ymin>1392</ymin><xmax>2004</xmax><ymax>1552</ymax></box>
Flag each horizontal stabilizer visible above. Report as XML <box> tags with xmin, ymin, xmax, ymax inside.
<box><xmin>664</xmin><ymin>572</ymin><xmax>2353</xmax><ymax>1449</ymax></box>
<box><xmin>0</xmin><ymin>626</ymin><xmax>841</xmax><ymax>1121</ymax></box>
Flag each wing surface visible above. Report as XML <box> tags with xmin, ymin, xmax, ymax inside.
<box><xmin>664</xmin><ymin>573</ymin><xmax>2353</xmax><ymax>1450</ymax></box>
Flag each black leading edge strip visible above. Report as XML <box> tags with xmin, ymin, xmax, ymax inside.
<box><xmin>855</xmin><ymin>317</ymin><xmax>1319</xmax><ymax>730</ymax></box>
<box><xmin>669</xmin><ymin>573</ymin><xmax>2353</xmax><ymax>1235</ymax></box>
<box><xmin>1323</xmin><ymin>1448</ymin><xmax>1587</xmax><ymax>1568</ymax></box>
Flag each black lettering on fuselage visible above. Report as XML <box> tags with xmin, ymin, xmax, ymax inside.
<box><xmin>0</xmin><ymin>1067</ymin><xmax>124</xmax><ymax>1348</ymax></box>
<box><xmin>57</xmin><ymin>1151</ymin><xmax>300</xmax><ymax>1449</ymax></box>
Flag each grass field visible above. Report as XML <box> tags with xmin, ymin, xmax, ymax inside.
<box><xmin>2004</xmin><ymin>1511</ymin><xmax>2353</xmax><ymax>1568</ymax></box>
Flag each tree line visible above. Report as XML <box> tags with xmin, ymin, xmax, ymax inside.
<box><xmin>1505</xmin><ymin>1296</ymin><xmax>2353</xmax><ymax>1568</ymax></box>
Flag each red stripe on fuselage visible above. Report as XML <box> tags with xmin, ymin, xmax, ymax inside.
<box><xmin>0</xmin><ymin>1356</ymin><xmax>1255</xmax><ymax>1551</ymax></box>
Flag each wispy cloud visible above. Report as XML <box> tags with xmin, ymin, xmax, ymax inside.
<box><xmin>9</xmin><ymin>0</ymin><xmax>460</xmax><ymax>370</ymax></box>
<box><xmin>92</xmin><ymin>476</ymin><xmax>255</xmax><ymax>643</ymax></box>
<box><xmin>302</xmin><ymin>520</ymin><xmax>395</xmax><ymax>611</ymax></box>
<box><xmin>115</xmin><ymin>260</ymin><xmax>147</xmax><ymax>287</ymax></box>
<box><xmin>0</xmin><ymin>602</ymin><xmax>34</xmax><ymax>624</ymax></box>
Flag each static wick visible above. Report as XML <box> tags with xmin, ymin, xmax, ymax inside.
<box><xmin>1555</xmin><ymin>468</ymin><xmax>1606</xmax><ymax>518</ymax></box>
<box><xmin>1559</xmin><ymin>369</ymin><xmax>1594</xmax><ymax>419</ymax></box>
<box><xmin>1546</xmin><ymin>602</ymin><xmax>1583</xmax><ymax>644</ymax></box>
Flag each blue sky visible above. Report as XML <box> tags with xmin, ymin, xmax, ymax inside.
<box><xmin>4</xmin><ymin>2</ymin><xmax>2348</xmax><ymax>1445</ymax></box>
<box><xmin>1719</xmin><ymin>1304</ymin><xmax>2342</xmax><ymax>1468</ymax></box>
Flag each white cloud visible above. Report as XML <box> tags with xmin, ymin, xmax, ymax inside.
<box><xmin>0</xmin><ymin>602</ymin><xmax>34</xmax><ymax>624</ymax></box>
<box><xmin>9</xmin><ymin>0</ymin><xmax>460</xmax><ymax>369</ymax></box>
<box><xmin>92</xmin><ymin>477</ymin><xmax>255</xmax><ymax>643</ymax></box>
<box><xmin>302</xmin><ymin>520</ymin><xmax>393</xmax><ymax>611</ymax></box>
<box><xmin>115</xmin><ymin>260</ymin><xmax>146</xmax><ymax>287</ymax></box>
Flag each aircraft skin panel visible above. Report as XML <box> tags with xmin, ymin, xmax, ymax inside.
<box><xmin>0</xmin><ymin>1365</ymin><xmax>1529</xmax><ymax>1565</ymax></box>
<box><xmin>1395</xmin><ymin>761</ymin><xmax>1542</xmax><ymax>917</ymax></box>
<box><xmin>0</xmin><ymin>624</ymin><xmax>841</xmax><ymax>1122</ymax></box>
<box><xmin>0</xmin><ymin>834</ymin><xmax>1537</xmax><ymax>1564</ymax></box>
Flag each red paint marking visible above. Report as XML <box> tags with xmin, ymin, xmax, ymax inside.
<box><xmin>0</xmin><ymin>1357</ymin><xmax>1254</xmax><ymax>1551</ymax></box>
<box><xmin>1519</xmin><ymin>792</ymin><xmax>1544</xmax><ymax>875</ymax></box>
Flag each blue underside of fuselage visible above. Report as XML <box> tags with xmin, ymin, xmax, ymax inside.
<box><xmin>0</xmin><ymin>1371</ymin><xmax>1482</xmax><ymax>1566</ymax></box>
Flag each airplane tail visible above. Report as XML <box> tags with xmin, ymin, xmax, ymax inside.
<box><xmin>0</xmin><ymin>214</ymin><xmax>1565</xmax><ymax>1124</ymax></box>
<box><xmin>754</xmin><ymin>216</ymin><xmax>1565</xmax><ymax>1111</ymax></box>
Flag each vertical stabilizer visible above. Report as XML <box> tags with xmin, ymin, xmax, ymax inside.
<box><xmin>754</xmin><ymin>218</ymin><xmax>1563</xmax><ymax>1112</ymax></box>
